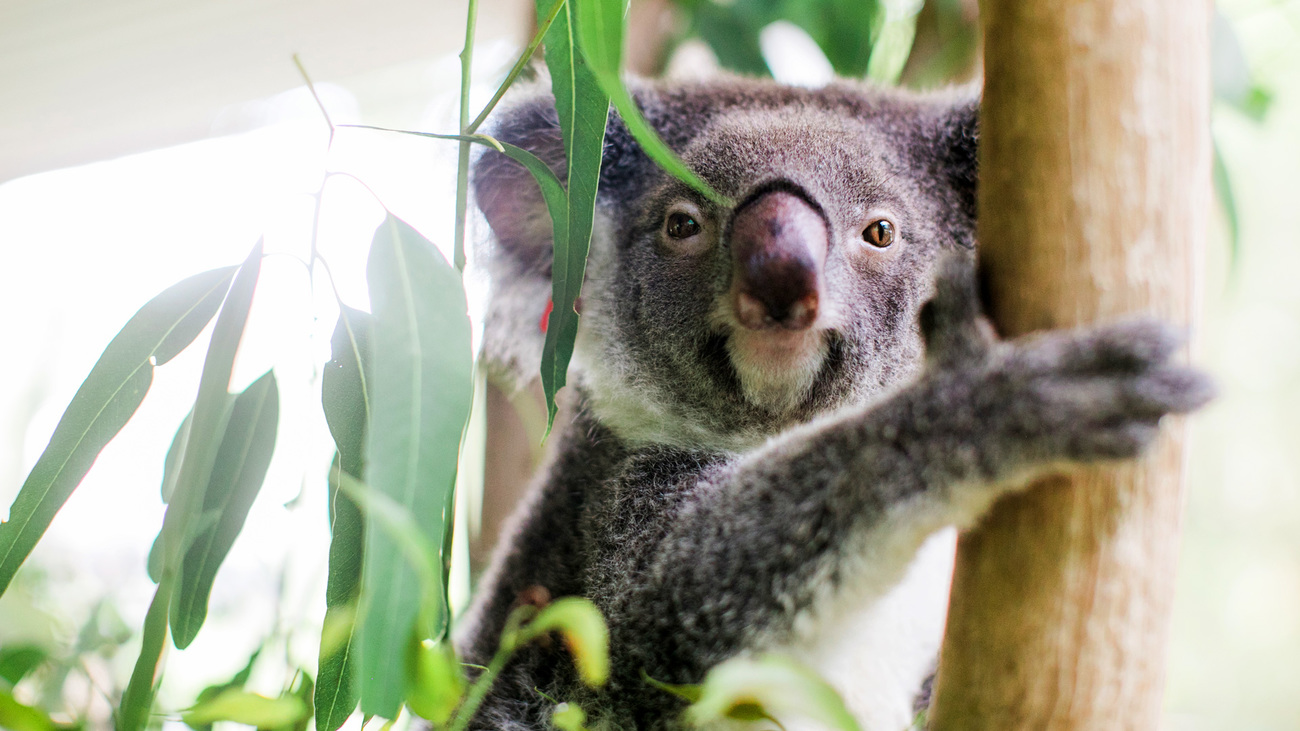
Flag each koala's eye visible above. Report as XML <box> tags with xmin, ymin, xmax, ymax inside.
<box><xmin>666</xmin><ymin>211</ymin><xmax>702</xmax><ymax>239</ymax></box>
<box><xmin>863</xmin><ymin>219</ymin><xmax>895</xmax><ymax>248</ymax></box>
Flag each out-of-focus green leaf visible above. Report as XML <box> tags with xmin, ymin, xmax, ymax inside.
<box><xmin>516</xmin><ymin>597</ymin><xmax>609</xmax><ymax>688</ymax></box>
<box><xmin>0</xmin><ymin>684</ymin><xmax>80</xmax><ymax>731</ymax></box>
<box><xmin>181</xmin><ymin>690</ymin><xmax>309</xmax><ymax>728</ymax></box>
<box><xmin>186</xmin><ymin>646</ymin><xmax>262</xmax><ymax>731</ymax></box>
<box><xmin>406</xmin><ymin>638</ymin><xmax>464</xmax><ymax>724</ymax></box>
<box><xmin>865</xmin><ymin>6</ymin><xmax>916</xmax><ymax>85</ymax></box>
<box><xmin>171</xmin><ymin>371</ymin><xmax>280</xmax><ymax>649</ymax></box>
<box><xmin>357</xmin><ymin>214</ymin><xmax>472</xmax><ymax>718</ymax></box>
<box><xmin>684</xmin><ymin>654</ymin><xmax>860</xmax><ymax>730</ymax></box>
<box><xmin>691</xmin><ymin>3</ymin><xmax>770</xmax><ymax>76</ymax></box>
<box><xmin>316</xmin><ymin>307</ymin><xmax>372</xmax><ymax>731</ymax></box>
<box><xmin>0</xmin><ymin>645</ymin><xmax>47</xmax><ymax>686</ymax></box>
<box><xmin>1212</xmin><ymin>136</ymin><xmax>1241</xmax><ymax>268</ymax></box>
<box><xmin>552</xmin><ymin>702</ymin><xmax>589</xmax><ymax>731</ymax></box>
<box><xmin>575</xmin><ymin>0</ymin><xmax>726</xmax><ymax>206</ymax></box>
<box><xmin>532</xmin><ymin>0</ymin><xmax>610</xmax><ymax>433</ymax></box>
<box><xmin>641</xmin><ymin>670</ymin><xmax>702</xmax><ymax>703</ymax></box>
<box><xmin>0</xmin><ymin>266</ymin><xmax>235</xmax><ymax>598</ymax></box>
<box><xmin>1212</xmin><ymin>8</ymin><xmax>1273</xmax><ymax>122</ymax></box>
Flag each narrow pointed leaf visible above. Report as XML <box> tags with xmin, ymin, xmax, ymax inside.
<box><xmin>182</xmin><ymin>690</ymin><xmax>309</xmax><ymax>728</ymax></box>
<box><xmin>0</xmin><ymin>266</ymin><xmax>235</xmax><ymax>598</ymax></box>
<box><xmin>160</xmin><ymin>410</ymin><xmax>194</xmax><ymax>504</ymax></box>
<box><xmin>160</xmin><ymin>243</ymin><xmax>263</xmax><ymax>570</ymax></box>
<box><xmin>121</xmin><ymin>244</ymin><xmax>262</xmax><ymax>729</ymax></box>
<box><xmin>357</xmin><ymin>214</ymin><xmax>472</xmax><ymax>718</ymax></box>
<box><xmin>533</xmin><ymin>0</ymin><xmax>610</xmax><ymax>431</ymax></box>
<box><xmin>573</xmin><ymin>0</ymin><xmax>725</xmax><ymax>206</ymax></box>
<box><xmin>118</xmin><ymin>578</ymin><xmax>172</xmax><ymax>731</ymax></box>
<box><xmin>171</xmin><ymin>371</ymin><xmax>280</xmax><ymax>648</ymax></box>
<box><xmin>316</xmin><ymin>308</ymin><xmax>371</xmax><ymax>731</ymax></box>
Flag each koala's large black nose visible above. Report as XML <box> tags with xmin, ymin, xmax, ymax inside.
<box><xmin>729</xmin><ymin>190</ymin><xmax>827</xmax><ymax>331</ymax></box>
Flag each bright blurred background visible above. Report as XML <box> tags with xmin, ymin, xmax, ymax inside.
<box><xmin>0</xmin><ymin>0</ymin><xmax>1295</xmax><ymax>728</ymax></box>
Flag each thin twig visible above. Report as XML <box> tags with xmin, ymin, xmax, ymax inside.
<box><xmin>465</xmin><ymin>0</ymin><xmax>567</xmax><ymax>134</ymax></box>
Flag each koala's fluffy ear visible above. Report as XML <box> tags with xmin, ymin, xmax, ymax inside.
<box><xmin>474</xmin><ymin>93</ymin><xmax>567</xmax><ymax>278</ymax></box>
<box><xmin>935</xmin><ymin>95</ymin><xmax>980</xmax><ymax>229</ymax></box>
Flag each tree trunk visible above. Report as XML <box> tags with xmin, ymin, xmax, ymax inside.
<box><xmin>928</xmin><ymin>2</ymin><xmax>1210</xmax><ymax>729</ymax></box>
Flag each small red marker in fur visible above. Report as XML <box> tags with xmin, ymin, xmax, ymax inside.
<box><xmin>540</xmin><ymin>299</ymin><xmax>554</xmax><ymax>333</ymax></box>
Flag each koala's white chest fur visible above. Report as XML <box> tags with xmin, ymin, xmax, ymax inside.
<box><xmin>764</xmin><ymin>528</ymin><xmax>957</xmax><ymax>731</ymax></box>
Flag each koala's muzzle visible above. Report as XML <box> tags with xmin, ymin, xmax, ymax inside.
<box><xmin>729</xmin><ymin>190</ymin><xmax>827</xmax><ymax>331</ymax></box>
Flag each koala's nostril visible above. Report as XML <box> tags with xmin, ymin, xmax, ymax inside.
<box><xmin>730</xmin><ymin>189</ymin><xmax>827</xmax><ymax>331</ymax></box>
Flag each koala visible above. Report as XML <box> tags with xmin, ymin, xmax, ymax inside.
<box><xmin>458</xmin><ymin>75</ymin><xmax>1212</xmax><ymax>730</ymax></box>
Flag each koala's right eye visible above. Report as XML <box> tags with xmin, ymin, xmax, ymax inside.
<box><xmin>666</xmin><ymin>212</ymin><xmax>702</xmax><ymax>239</ymax></box>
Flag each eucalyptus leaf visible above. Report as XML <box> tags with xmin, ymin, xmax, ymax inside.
<box><xmin>182</xmin><ymin>690</ymin><xmax>309</xmax><ymax>728</ymax></box>
<box><xmin>0</xmin><ymin>266</ymin><xmax>235</xmax><ymax>597</ymax></box>
<box><xmin>171</xmin><ymin>371</ymin><xmax>280</xmax><ymax>649</ymax></box>
<box><xmin>357</xmin><ymin>214</ymin><xmax>472</xmax><ymax>718</ymax></box>
<box><xmin>121</xmin><ymin>244</ymin><xmax>263</xmax><ymax>731</ymax></box>
<box><xmin>684</xmin><ymin>655</ymin><xmax>861</xmax><ymax>731</ymax></box>
<box><xmin>0</xmin><ymin>684</ymin><xmax>76</xmax><ymax>731</ymax></box>
<box><xmin>0</xmin><ymin>645</ymin><xmax>48</xmax><ymax>686</ymax></box>
<box><xmin>517</xmin><ymin>597</ymin><xmax>609</xmax><ymax>688</ymax></box>
<box><xmin>316</xmin><ymin>307</ymin><xmax>371</xmax><ymax>731</ymax></box>
<box><xmin>533</xmin><ymin>0</ymin><xmax>610</xmax><ymax>432</ymax></box>
<box><xmin>574</xmin><ymin>0</ymin><xmax>726</xmax><ymax>206</ymax></box>
<box><xmin>406</xmin><ymin>638</ymin><xmax>464</xmax><ymax>725</ymax></box>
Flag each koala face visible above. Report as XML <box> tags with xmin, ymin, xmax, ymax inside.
<box><xmin>475</xmin><ymin>78</ymin><xmax>978</xmax><ymax>450</ymax></box>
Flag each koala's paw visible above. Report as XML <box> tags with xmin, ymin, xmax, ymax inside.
<box><xmin>981</xmin><ymin>319</ymin><xmax>1216</xmax><ymax>466</ymax></box>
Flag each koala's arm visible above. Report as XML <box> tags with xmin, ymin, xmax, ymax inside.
<box><xmin>588</xmin><ymin>260</ymin><xmax>1214</xmax><ymax>697</ymax></box>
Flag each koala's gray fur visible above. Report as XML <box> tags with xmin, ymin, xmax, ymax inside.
<box><xmin>459</xmin><ymin>76</ymin><xmax>1212</xmax><ymax>730</ymax></box>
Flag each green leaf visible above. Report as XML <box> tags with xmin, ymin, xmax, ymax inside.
<box><xmin>357</xmin><ymin>214</ymin><xmax>473</xmax><ymax>718</ymax></box>
<box><xmin>551</xmin><ymin>702</ymin><xmax>588</xmax><ymax>731</ymax></box>
<box><xmin>117</xmin><ymin>578</ymin><xmax>172</xmax><ymax>731</ymax></box>
<box><xmin>322</xmin><ymin>307</ymin><xmax>372</xmax><ymax>481</ymax></box>
<box><xmin>406</xmin><ymin>639</ymin><xmax>464</xmax><ymax>725</ymax></box>
<box><xmin>641</xmin><ymin>670</ymin><xmax>702</xmax><ymax>704</ymax></box>
<box><xmin>0</xmin><ymin>266</ymin><xmax>235</xmax><ymax>598</ymax></box>
<box><xmin>532</xmin><ymin>0</ymin><xmax>611</xmax><ymax>433</ymax></box>
<box><xmin>1212</xmin><ymin>135</ymin><xmax>1241</xmax><ymax>270</ymax></box>
<box><xmin>0</xmin><ymin>684</ymin><xmax>79</xmax><ymax>731</ymax></box>
<box><xmin>181</xmin><ymin>690</ymin><xmax>309</xmax><ymax>728</ymax></box>
<box><xmin>684</xmin><ymin>655</ymin><xmax>861</xmax><ymax>731</ymax></box>
<box><xmin>121</xmin><ymin>244</ymin><xmax>263</xmax><ymax>731</ymax></box>
<box><xmin>171</xmin><ymin>371</ymin><xmax>280</xmax><ymax>649</ymax></box>
<box><xmin>161</xmin><ymin>410</ymin><xmax>194</xmax><ymax>504</ymax></box>
<box><xmin>160</xmin><ymin>243</ymin><xmax>264</xmax><ymax>570</ymax></box>
<box><xmin>516</xmin><ymin>597</ymin><xmax>609</xmax><ymax>688</ymax></box>
<box><xmin>573</xmin><ymin>0</ymin><xmax>727</xmax><ymax>206</ymax></box>
<box><xmin>0</xmin><ymin>645</ymin><xmax>48</xmax><ymax>686</ymax></box>
<box><xmin>316</xmin><ymin>308</ymin><xmax>371</xmax><ymax>731</ymax></box>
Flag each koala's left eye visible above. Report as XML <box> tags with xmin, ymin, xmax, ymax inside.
<box><xmin>863</xmin><ymin>219</ymin><xmax>895</xmax><ymax>248</ymax></box>
<box><xmin>666</xmin><ymin>212</ymin><xmax>702</xmax><ymax>239</ymax></box>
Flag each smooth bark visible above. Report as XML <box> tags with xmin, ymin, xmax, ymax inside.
<box><xmin>930</xmin><ymin>2</ymin><xmax>1210</xmax><ymax>728</ymax></box>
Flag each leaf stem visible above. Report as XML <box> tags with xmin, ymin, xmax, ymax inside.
<box><xmin>453</xmin><ymin>0</ymin><xmax>481</xmax><ymax>272</ymax></box>
<box><xmin>465</xmin><ymin>0</ymin><xmax>568</xmax><ymax>135</ymax></box>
